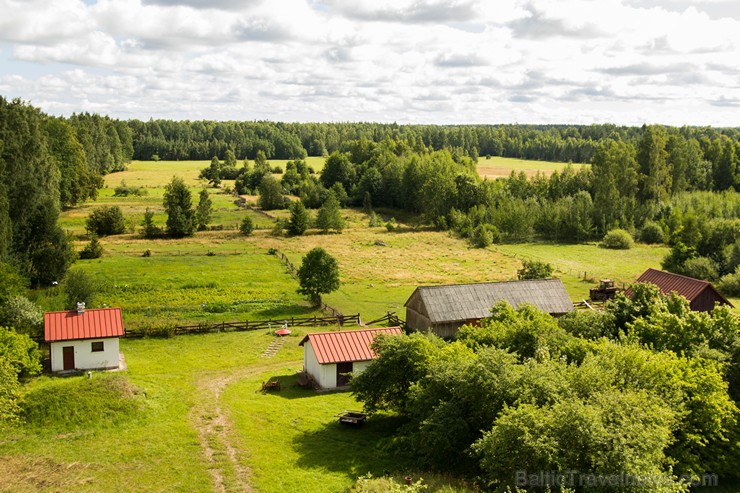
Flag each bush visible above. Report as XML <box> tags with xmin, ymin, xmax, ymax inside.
<box><xmin>471</xmin><ymin>224</ymin><xmax>500</xmax><ymax>248</ymax></box>
<box><xmin>600</xmin><ymin>229</ymin><xmax>634</xmax><ymax>249</ymax></box>
<box><xmin>718</xmin><ymin>267</ymin><xmax>740</xmax><ymax>296</ymax></box>
<box><xmin>640</xmin><ymin>221</ymin><xmax>664</xmax><ymax>244</ymax></box>
<box><xmin>518</xmin><ymin>259</ymin><xmax>554</xmax><ymax>280</ymax></box>
<box><xmin>64</xmin><ymin>269</ymin><xmax>96</xmax><ymax>309</ymax></box>
<box><xmin>79</xmin><ymin>236</ymin><xmax>103</xmax><ymax>259</ymax></box>
<box><xmin>140</xmin><ymin>208</ymin><xmax>161</xmax><ymax>239</ymax></box>
<box><xmin>385</xmin><ymin>218</ymin><xmax>398</xmax><ymax>232</ymax></box>
<box><xmin>85</xmin><ymin>206</ymin><xmax>126</xmax><ymax>236</ymax></box>
<box><xmin>271</xmin><ymin>166</ymin><xmax>283</xmax><ymax>174</ymax></box>
<box><xmin>239</xmin><ymin>216</ymin><xmax>254</xmax><ymax>236</ymax></box>
<box><xmin>681</xmin><ymin>256</ymin><xmax>718</xmax><ymax>281</ymax></box>
<box><xmin>368</xmin><ymin>212</ymin><xmax>383</xmax><ymax>227</ymax></box>
<box><xmin>0</xmin><ymin>296</ymin><xmax>44</xmax><ymax>337</ymax></box>
<box><xmin>113</xmin><ymin>180</ymin><xmax>146</xmax><ymax>197</ymax></box>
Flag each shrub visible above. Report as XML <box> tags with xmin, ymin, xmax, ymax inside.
<box><xmin>0</xmin><ymin>296</ymin><xmax>43</xmax><ymax>337</ymax></box>
<box><xmin>271</xmin><ymin>219</ymin><xmax>285</xmax><ymax>237</ymax></box>
<box><xmin>64</xmin><ymin>269</ymin><xmax>96</xmax><ymax>309</ymax></box>
<box><xmin>142</xmin><ymin>249</ymin><xmax>152</xmax><ymax>257</ymax></box>
<box><xmin>239</xmin><ymin>216</ymin><xmax>254</xmax><ymax>236</ymax></box>
<box><xmin>640</xmin><ymin>221</ymin><xmax>664</xmax><ymax>244</ymax></box>
<box><xmin>79</xmin><ymin>236</ymin><xmax>103</xmax><ymax>259</ymax></box>
<box><xmin>518</xmin><ymin>259</ymin><xmax>554</xmax><ymax>280</ymax></box>
<box><xmin>368</xmin><ymin>212</ymin><xmax>383</xmax><ymax>227</ymax></box>
<box><xmin>113</xmin><ymin>180</ymin><xmax>146</xmax><ymax>197</ymax></box>
<box><xmin>271</xmin><ymin>166</ymin><xmax>283</xmax><ymax>174</ymax></box>
<box><xmin>471</xmin><ymin>224</ymin><xmax>501</xmax><ymax>248</ymax></box>
<box><xmin>385</xmin><ymin>218</ymin><xmax>398</xmax><ymax>232</ymax></box>
<box><xmin>600</xmin><ymin>229</ymin><xmax>634</xmax><ymax>249</ymax></box>
<box><xmin>681</xmin><ymin>256</ymin><xmax>718</xmax><ymax>281</ymax></box>
<box><xmin>718</xmin><ymin>267</ymin><xmax>740</xmax><ymax>297</ymax></box>
<box><xmin>86</xmin><ymin>206</ymin><xmax>126</xmax><ymax>236</ymax></box>
<box><xmin>140</xmin><ymin>208</ymin><xmax>161</xmax><ymax>239</ymax></box>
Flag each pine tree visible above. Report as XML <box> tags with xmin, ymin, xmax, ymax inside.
<box><xmin>195</xmin><ymin>188</ymin><xmax>213</xmax><ymax>231</ymax></box>
<box><xmin>315</xmin><ymin>190</ymin><xmax>344</xmax><ymax>233</ymax></box>
<box><xmin>163</xmin><ymin>176</ymin><xmax>194</xmax><ymax>237</ymax></box>
<box><xmin>287</xmin><ymin>201</ymin><xmax>310</xmax><ymax>235</ymax></box>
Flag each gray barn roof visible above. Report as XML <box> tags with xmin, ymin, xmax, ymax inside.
<box><xmin>405</xmin><ymin>279</ymin><xmax>573</xmax><ymax>323</ymax></box>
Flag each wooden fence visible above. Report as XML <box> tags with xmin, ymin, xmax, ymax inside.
<box><xmin>125</xmin><ymin>313</ymin><xmax>362</xmax><ymax>338</ymax></box>
<box><xmin>233</xmin><ymin>198</ymin><xmax>278</xmax><ymax>220</ymax></box>
<box><xmin>364</xmin><ymin>311</ymin><xmax>406</xmax><ymax>329</ymax></box>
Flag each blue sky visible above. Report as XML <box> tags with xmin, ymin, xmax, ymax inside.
<box><xmin>1</xmin><ymin>0</ymin><xmax>739</xmax><ymax>125</ymax></box>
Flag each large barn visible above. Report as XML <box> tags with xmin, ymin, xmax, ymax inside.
<box><xmin>405</xmin><ymin>279</ymin><xmax>573</xmax><ymax>338</ymax></box>
<box><xmin>299</xmin><ymin>327</ymin><xmax>402</xmax><ymax>389</ymax></box>
<box><xmin>44</xmin><ymin>304</ymin><xmax>125</xmax><ymax>373</ymax></box>
<box><xmin>626</xmin><ymin>268</ymin><xmax>733</xmax><ymax>312</ymax></box>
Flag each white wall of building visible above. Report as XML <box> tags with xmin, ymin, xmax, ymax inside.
<box><xmin>50</xmin><ymin>338</ymin><xmax>120</xmax><ymax>372</ymax></box>
<box><xmin>303</xmin><ymin>341</ymin><xmax>374</xmax><ymax>389</ymax></box>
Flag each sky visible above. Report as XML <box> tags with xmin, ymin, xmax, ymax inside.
<box><xmin>0</xmin><ymin>0</ymin><xmax>739</xmax><ymax>126</ymax></box>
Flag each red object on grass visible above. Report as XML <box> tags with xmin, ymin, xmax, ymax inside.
<box><xmin>275</xmin><ymin>328</ymin><xmax>291</xmax><ymax>336</ymax></box>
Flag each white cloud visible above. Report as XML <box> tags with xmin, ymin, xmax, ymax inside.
<box><xmin>0</xmin><ymin>0</ymin><xmax>738</xmax><ymax>125</ymax></box>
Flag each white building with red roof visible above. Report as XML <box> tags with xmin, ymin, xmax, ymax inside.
<box><xmin>299</xmin><ymin>327</ymin><xmax>402</xmax><ymax>389</ymax></box>
<box><xmin>44</xmin><ymin>304</ymin><xmax>125</xmax><ymax>373</ymax></box>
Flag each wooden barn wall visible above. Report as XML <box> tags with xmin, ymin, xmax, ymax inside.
<box><xmin>406</xmin><ymin>308</ymin><xmax>431</xmax><ymax>332</ymax></box>
<box><xmin>690</xmin><ymin>288</ymin><xmax>723</xmax><ymax>312</ymax></box>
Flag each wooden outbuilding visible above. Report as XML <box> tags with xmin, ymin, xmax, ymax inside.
<box><xmin>404</xmin><ymin>279</ymin><xmax>573</xmax><ymax>338</ymax></box>
<box><xmin>299</xmin><ymin>327</ymin><xmax>402</xmax><ymax>389</ymax></box>
<box><xmin>626</xmin><ymin>268</ymin><xmax>733</xmax><ymax>312</ymax></box>
<box><xmin>44</xmin><ymin>304</ymin><xmax>125</xmax><ymax>373</ymax></box>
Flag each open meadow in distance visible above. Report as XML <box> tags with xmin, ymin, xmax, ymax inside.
<box><xmin>476</xmin><ymin>155</ymin><xmax>588</xmax><ymax>179</ymax></box>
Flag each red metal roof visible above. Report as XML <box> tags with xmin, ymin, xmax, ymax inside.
<box><xmin>299</xmin><ymin>327</ymin><xmax>403</xmax><ymax>365</ymax></box>
<box><xmin>44</xmin><ymin>307</ymin><xmax>125</xmax><ymax>342</ymax></box>
<box><xmin>626</xmin><ymin>268</ymin><xmax>732</xmax><ymax>306</ymax></box>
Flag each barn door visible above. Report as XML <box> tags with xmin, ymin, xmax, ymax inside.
<box><xmin>62</xmin><ymin>346</ymin><xmax>75</xmax><ymax>370</ymax></box>
<box><xmin>336</xmin><ymin>362</ymin><xmax>353</xmax><ymax>387</ymax></box>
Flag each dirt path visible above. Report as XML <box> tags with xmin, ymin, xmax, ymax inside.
<box><xmin>191</xmin><ymin>360</ymin><xmax>296</xmax><ymax>493</ymax></box>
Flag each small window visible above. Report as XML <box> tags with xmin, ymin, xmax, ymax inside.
<box><xmin>91</xmin><ymin>341</ymin><xmax>104</xmax><ymax>352</ymax></box>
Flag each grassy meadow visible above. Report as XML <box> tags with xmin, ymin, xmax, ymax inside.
<box><xmin>6</xmin><ymin>156</ymin><xmax>719</xmax><ymax>492</ymax></box>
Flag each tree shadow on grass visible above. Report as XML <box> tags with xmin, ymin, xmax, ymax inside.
<box><xmin>292</xmin><ymin>414</ymin><xmax>411</xmax><ymax>477</ymax></box>
<box><xmin>256</xmin><ymin>372</ymin><xmax>339</xmax><ymax>400</ymax></box>
<box><xmin>255</xmin><ymin>304</ymin><xmax>317</xmax><ymax>319</ymax></box>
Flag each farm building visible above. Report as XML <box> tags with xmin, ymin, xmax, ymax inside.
<box><xmin>299</xmin><ymin>327</ymin><xmax>402</xmax><ymax>389</ymax></box>
<box><xmin>405</xmin><ymin>279</ymin><xmax>573</xmax><ymax>338</ymax></box>
<box><xmin>44</xmin><ymin>304</ymin><xmax>125</xmax><ymax>373</ymax></box>
<box><xmin>626</xmin><ymin>268</ymin><xmax>733</xmax><ymax>312</ymax></box>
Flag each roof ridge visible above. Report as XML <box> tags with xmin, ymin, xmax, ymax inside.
<box><xmin>417</xmin><ymin>279</ymin><xmax>558</xmax><ymax>290</ymax></box>
<box><xmin>644</xmin><ymin>268</ymin><xmax>710</xmax><ymax>286</ymax></box>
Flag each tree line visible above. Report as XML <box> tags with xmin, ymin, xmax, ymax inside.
<box><xmin>0</xmin><ymin>97</ymin><xmax>133</xmax><ymax>287</ymax></box>
<box><xmin>127</xmin><ymin>118</ymin><xmax>740</xmax><ymax>175</ymax></box>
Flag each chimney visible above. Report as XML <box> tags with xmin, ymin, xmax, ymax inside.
<box><xmin>77</xmin><ymin>302</ymin><xmax>85</xmax><ymax>315</ymax></box>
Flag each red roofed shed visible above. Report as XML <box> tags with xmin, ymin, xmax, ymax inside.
<box><xmin>44</xmin><ymin>306</ymin><xmax>125</xmax><ymax>372</ymax></box>
<box><xmin>299</xmin><ymin>327</ymin><xmax>402</xmax><ymax>389</ymax></box>
<box><xmin>626</xmin><ymin>268</ymin><xmax>733</xmax><ymax>312</ymax></box>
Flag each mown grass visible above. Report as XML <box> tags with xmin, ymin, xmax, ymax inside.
<box><xmin>224</xmin><ymin>373</ymin><xmax>407</xmax><ymax>493</ymax></box>
<box><xmin>493</xmin><ymin>242</ymin><xmax>670</xmax><ymax>301</ymax></box>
